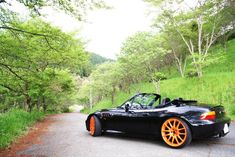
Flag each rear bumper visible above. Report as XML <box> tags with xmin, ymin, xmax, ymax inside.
<box><xmin>190</xmin><ymin>117</ymin><xmax>231</xmax><ymax>138</ymax></box>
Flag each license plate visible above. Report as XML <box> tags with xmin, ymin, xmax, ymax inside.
<box><xmin>223</xmin><ymin>123</ymin><xmax>229</xmax><ymax>134</ymax></box>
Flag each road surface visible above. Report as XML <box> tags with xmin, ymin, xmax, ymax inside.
<box><xmin>17</xmin><ymin>113</ymin><xmax>235</xmax><ymax>157</ymax></box>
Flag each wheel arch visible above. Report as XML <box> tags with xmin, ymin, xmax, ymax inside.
<box><xmin>159</xmin><ymin>115</ymin><xmax>194</xmax><ymax>136</ymax></box>
<box><xmin>86</xmin><ymin>113</ymin><xmax>102</xmax><ymax>131</ymax></box>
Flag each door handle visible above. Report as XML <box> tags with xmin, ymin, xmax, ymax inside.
<box><xmin>143</xmin><ymin>113</ymin><xmax>150</xmax><ymax>116</ymax></box>
<box><xmin>128</xmin><ymin>111</ymin><xmax>135</xmax><ymax>114</ymax></box>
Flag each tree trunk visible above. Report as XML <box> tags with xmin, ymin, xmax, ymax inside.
<box><xmin>36</xmin><ymin>98</ymin><xmax>40</xmax><ymax>111</ymax></box>
<box><xmin>197</xmin><ymin>65</ymin><xmax>203</xmax><ymax>77</ymax></box>
<box><xmin>111</xmin><ymin>85</ymin><xmax>116</xmax><ymax>105</ymax></box>
<box><xmin>89</xmin><ymin>87</ymin><xmax>92</xmax><ymax>111</ymax></box>
<box><xmin>153</xmin><ymin>80</ymin><xmax>161</xmax><ymax>94</ymax></box>
<box><xmin>172</xmin><ymin>49</ymin><xmax>186</xmax><ymax>78</ymax></box>
<box><xmin>43</xmin><ymin>96</ymin><xmax>47</xmax><ymax>112</ymax></box>
<box><xmin>25</xmin><ymin>95</ymin><xmax>32</xmax><ymax>112</ymax></box>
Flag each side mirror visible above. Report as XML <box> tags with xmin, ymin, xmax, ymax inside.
<box><xmin>125</xmin><ymin>103</ymin><xmax>130</xmax><ymax>112</ymax></box>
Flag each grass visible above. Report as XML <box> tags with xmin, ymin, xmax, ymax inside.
<box><xmin>0</xmin><ymin>109</ymin><xmax>45</xmax><ymax>149</ymax></box>
<box><xmin>82</xmin><ymin>39</ymin><xmax>235</xmax><ymax>120</ymax></box>
<box><xmin>202</xmin><ymin>40</ymin><xmax>235</xmax><ymax>74</ymax></box>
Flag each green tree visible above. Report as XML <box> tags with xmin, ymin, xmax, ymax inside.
<box><xmin>0</xmin><ymin>18</ymin><xmax>88</xmax><ymax>112</ymax></box>
<box><xmin>0</xmin><ymin>0</ymin><xmax>106</xmax><ymax>21</ymax></box>
<box><xmin>147</xmin><ymin>0</ymin><xmax>235</xmax><ymax>77</ymax></box>
<box><xmin>119</xmin><ymin>31</ymin><xmax>167</xmax><ymax>83</ymax></box>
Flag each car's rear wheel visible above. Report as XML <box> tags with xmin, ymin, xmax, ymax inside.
<box><xmin>89</xmin><ymin>115</ymin><xmax>102</xmax><ymax>136</ymax></box>
<box><xmin>161</xmin><ymin>117</ymin><xmax>192</xmax><ymax>148</ymax></box>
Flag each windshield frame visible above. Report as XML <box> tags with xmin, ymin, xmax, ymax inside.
<box><xmin>118</xmin><ymin>93</ymin><xmax>161</xmax><ymax>109</ymax></box>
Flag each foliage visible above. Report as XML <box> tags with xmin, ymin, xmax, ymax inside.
<box><xmin>79</xmin><ymin>53</ymin><xmax>113</xmax><ymax>77</ymax></box>
<box><xmin>78</xmin><ymin>62</ymin><xmax>123</xmax><ymax>106</ymax></box>
<box><xmin>146</xmin><ymin>0</ymin><xmax>235</xmax><ymax>77</ymax></box>
<box><xmin>90</xmin><ymin>53</ymin><xmax>112</xmax><ymax>65</ymax></box>
<box><xmin>0</xmin><ymin>0</ymin><xmax>107</xmax><ymax>21</ymax></box>
<box><xmin>152</xmin><ymin>72</ymin><xmax>167</xmax><ymax>81</ymax></box>
<box><xmin>186</xmin><ymin>69</ymin><xmax>198</xmax><ymax>78</ymax></box>
<box><xmin>119</xmin><ymin>31</ymin><xmax>168</xmax><ymax>82</ymax></box>
<box><xmin>0</xmin><ymin>109</ymin><xmax>45</xmax><ymax>148</ymax></box>
<box><xmin>0</xmin><ymin>18</ymin><xmax>88</xmax><ymax>112</ymax></box>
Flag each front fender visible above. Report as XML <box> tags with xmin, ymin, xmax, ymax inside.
<box><xmin>85</xmin><ymin>113</ymin><xmax>102</xmax><ymax>131</ymax></box>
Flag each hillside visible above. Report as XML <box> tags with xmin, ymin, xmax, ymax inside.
<box><xmin>82</xmin><ymin>39</ymin><xmax>235</xmax><ymax>119</ymax></box>
<box><xmin>90</xmin><ymin>53</ymin><xmax>113</xmax><ymax>65</ymax></box>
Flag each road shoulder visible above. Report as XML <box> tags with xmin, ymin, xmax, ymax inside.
<box><xmin>0</xmin><ymin>114</ymin><xmax>57</xmax><ymax>157</ymax></box>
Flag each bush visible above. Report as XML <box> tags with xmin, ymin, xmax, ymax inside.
<box><xmin>152</xmin><ymin>72</ymin><xmax>167</xmax><ymax>81</ymax></box>
<box><xmin>61</xmin><ymin>106</ymin><xmax>70</xmax><ymax>113</ymax></box>
<box><xmin>0</xmin><ymin>109</ymin><xmax>45</xmax><ymax>148</ymax></box>
<box><xmin>186</xmin><ymin>69</ymin><xmax>198</xmax><ymax>78</ymax></box>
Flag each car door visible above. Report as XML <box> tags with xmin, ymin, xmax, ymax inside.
<box><xmin>125</xmin><ymin>109</ymin><xmax>151</xmax><ymax>134</ymax></box>
<box><xmin>113</xmin><ymin>94</ymin><xmax>154</xmax><ymax>134</ymax></box>
<box><xmin>104</xmin><ymin>93</ymin><xmax>160</xmax><ymax>134</ymax></box>
<box><xmin>102</xmin><ymin>108</ymin><xmax>128</xmax><ymax>131</ymax></box>
<box><xmin>125</xmin><ymin>93</ymin><xmax>162</xmax><ymax>134</ymax></box>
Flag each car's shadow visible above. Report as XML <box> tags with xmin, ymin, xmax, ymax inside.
<box><xmin>98</xmin><ymin>131</ymin><xmax>232</xmax><ymax>148</ymax></box>
<box><xmin>102</xmin><ymin>131</ymin><xmax>166</xmax><ymax>147</ymax></box>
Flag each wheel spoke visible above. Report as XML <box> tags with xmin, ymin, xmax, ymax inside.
<box><xmin>171</xmin><ymin>136</ymin><xmax>175</xmax><ymax>143</ymax></box>
<box><xmin>179</xmin><ymin>132</ymin><xmax>185</xmax><ymax>135</ymax></box>
<box><xmin>164</xmin><ymin>133</ymin><xmax>171</xmax><ymax>137</ymax></box>
<box><xmin>164</xmin><ymin>123</ymin><xmax>171</xmax><ymax>130</ymax></box>
<box><xmin>178</xmin><ymin>128</ymin><xmax>185</xmax><ymax>131</ymax></box>
<box><xmin>176</xmin><ymin>121</ymin><xmax>180</xmax><ymax>128</ymax></box>
<box><xmin>162</xmin><ymin>129</ymin><xmax>171</xmax><ymax>132</ymax></box>
<box><xmin>177</xmin><ymin>135</ymin><xmax>183</xmax><ymax>141</ymax></box>
<box><xmin>173</xmin><ymin>120</ymin><xmax>176</xmax><ymax>127</ymax></box>
<box><xmin>168</xmin><ymin>135</ymin><xmax>172</xmax><ymax>141</ymax></box>
<box><xmin>175</xmin><ymin>136</ymin><xmax>180</xmax><ymax>144</ymax></box>
<box><xmin>168</xmin><ymin>121</ymin><xmax>173</xmax><ymax>128</ymax></box>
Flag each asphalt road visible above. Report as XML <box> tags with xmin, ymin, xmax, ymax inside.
<box><xmin>18</xmin><ymin>113</ymin><xmax>235</xmax><ymax>157</ymax></box>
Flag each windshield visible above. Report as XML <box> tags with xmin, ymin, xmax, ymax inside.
<box><xmin>119</xmin><ymin>93</ymin><xmax>161</xmax><ymax>109</ymax></box>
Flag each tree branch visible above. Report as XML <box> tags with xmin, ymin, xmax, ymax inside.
<box><xmin>0</xmin><ymin>26</ymin><xmax>49</xmax><ymax>37</ymax></box>
<box><xmin>0</xmin><ymin>83</ymin><xmax>18</xmax><ymax>93</ymax></box>
<box><xmin>0</xmin><ymin>26</ymin><xmax>61</xmax><ymax>52</ymax></box>
<box><xmin>0</xmin><ymin>0</ymin><xmax>6</xmax><ymax>3</ymax></box>
<box><xmin>0</xmin><ymin>62</ymin><xmax>27</xmax><ymax>82</ymax></box>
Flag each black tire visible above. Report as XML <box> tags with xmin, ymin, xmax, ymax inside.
<box><xmin>161</xmin><ymin>117</ymin><xmax>192</xmax><ymax>148</ymax></box>
<box><xmin>89</xmin><ymin>115</ymin><xmax>102</xmax><ymax>136</ymax></box>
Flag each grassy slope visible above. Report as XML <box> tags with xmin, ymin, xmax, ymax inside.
<box><xmin>0</xmin><ymin>109</ymin><xmax>45</xmax><ymax>148</ymax></box>
<box><xmin>82</xmin><ymin>39</ymin><xmax>235</xmax><ymax>119</ymax></box>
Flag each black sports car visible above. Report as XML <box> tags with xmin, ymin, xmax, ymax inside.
<box><xmin>85</xmin><ymin>93</ymin><xmax>230</xmax><ymax>148</ymax></box>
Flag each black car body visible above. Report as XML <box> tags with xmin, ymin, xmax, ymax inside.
<box><xmin>85</xmin><ymin>93</ymin><xmax>230</xmax><ymax>148</ymax></box>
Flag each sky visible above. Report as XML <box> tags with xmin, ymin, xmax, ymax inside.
<box><xmin>9</xmin><ymin>0</ymin><xmax>154</xmax><ymax>59</ymax></box>
<box><xmin>40</xmin><ymin>0</ymin><xmax>154</xmax><ymax>59</ymax></box>
<box><xmin>8</xmin><ymin>0</ymin><xmax>197</xmax><ymax>60</ymax></box>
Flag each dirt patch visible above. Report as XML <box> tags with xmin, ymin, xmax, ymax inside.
<box><xmin>0</xmin><ymin>114</ymin><xmax>59</xmax><ymax>157</ymax></box>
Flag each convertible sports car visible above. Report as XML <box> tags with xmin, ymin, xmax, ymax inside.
<box><xmin>85</xmin><ymin>93</ymin><xmax>231</xmax><ymax>148</ymax></box>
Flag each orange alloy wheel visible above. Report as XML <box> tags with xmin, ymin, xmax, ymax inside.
<box><xmin>89</xmin><ymin>116</ymin><xmax>95</xmax><ymax>136</ymax></box>
<box><xmin>161</xmin><ymin>118</ymin><xmax>187</xmax><ymax>147</ymax></box>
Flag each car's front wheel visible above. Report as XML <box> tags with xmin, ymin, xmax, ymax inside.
<box><xmin>161</xmin><ymin>117</ymin><xmax>192</xmax><ymax>148</ymax></box>
<box><xmin>89</xmin><ymin>115</ymin><xmax>102</xmax><ymax>136</ymax></box>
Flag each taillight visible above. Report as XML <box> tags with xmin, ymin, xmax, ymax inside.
<box><xmin>200</xmin><ymin>111</ymin><xmax>216</xmax><ymax>120</ymax></box>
